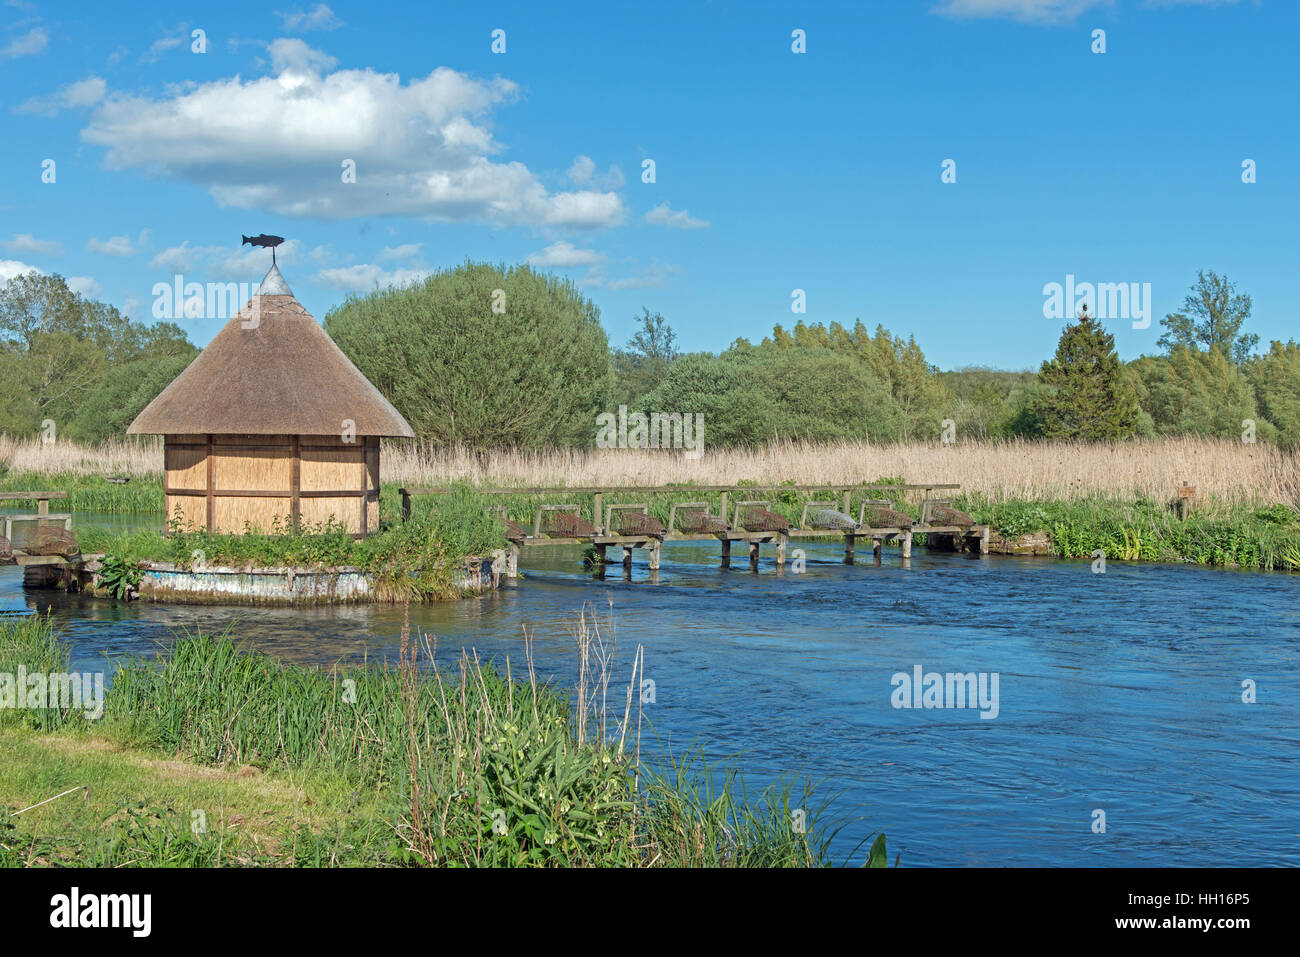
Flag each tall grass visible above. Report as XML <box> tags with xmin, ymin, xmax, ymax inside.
<box><xmin>3</xmin><ymin>612</ymin><xmax>845</xmax><ymax>867</ymax></box>
<box><xmin>6</xmin><ymin>434</ymin><xmax>1298</xmax><ymax>507</ymax></box>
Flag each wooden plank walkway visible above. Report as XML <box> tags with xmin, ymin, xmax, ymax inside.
<box><xmin>400</xmin><ymin>483</ymin><xmax>988</xmax><ymax>578</ymax></box>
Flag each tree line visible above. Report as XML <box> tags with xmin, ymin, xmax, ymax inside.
<box><xmin>2</xmin><ymin>263</ymin><xmax>1296</xmax><ymax>449</ymax></box>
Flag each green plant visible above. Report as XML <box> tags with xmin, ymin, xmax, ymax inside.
<box><xmin>98</xmin><ymin>553</ymin><xmax>143</xmax><ymax>599</ymax></box>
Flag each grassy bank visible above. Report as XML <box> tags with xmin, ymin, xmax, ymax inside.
<box><xmin>0</xmin><ymin>613</ymin><xmax>863</xmax><ymax>867</ymax></box>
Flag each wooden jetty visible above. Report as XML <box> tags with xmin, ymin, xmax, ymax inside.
<box><xmin>400</xmin><ymin>483</ymin><xmax>990</xmax><ymax>577</ymax></box>
<box><xmin>0</xmin><ymin>492</ymin><xmax>88</xmax><ymax>589</ymax></box>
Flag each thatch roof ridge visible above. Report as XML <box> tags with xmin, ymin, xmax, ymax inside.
<box><xmin>127</xmin><ymin>272</ymin><xmax>414</xmax><ymax>438</ymax></box>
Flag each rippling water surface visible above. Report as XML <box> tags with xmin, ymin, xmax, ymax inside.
<box><xmin>4</xmin><ymin>510</ymin><xmax>1297</xmax><ymax>866</ymax></box>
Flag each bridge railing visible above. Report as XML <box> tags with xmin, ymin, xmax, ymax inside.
<box><xmin>0</xmin><ymin>491</ymin><xmax>73</xmax><ymax>549</ymax></box>
<box><xmin>398</xmin><ymin>483</ymin><xmax>961</xmax><ymax>529</ymax></box>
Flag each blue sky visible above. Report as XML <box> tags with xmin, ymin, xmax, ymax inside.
<box><xmin>0</xmin><ymin>0</ymin><xmax>1294</xmax><ymax>370</ymax></box>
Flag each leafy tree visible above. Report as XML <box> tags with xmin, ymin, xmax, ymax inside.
<box><xmin>613</xmin><ymin>308</ymin><xmax>678</xmax><ymax>404</ymax></box>
<box><xmin>1029</xmin><ymin>310</ymin><xmax>1140</xmax><ymax>440</ymax></box>
<box><xmin>1131</xmin><ymin>346</ymin><xmax>1270</xmax><ymax>440</ymax></box>
<box><xmin>67</xmin><ymin>354</ymin><xmax>196</xmax><ymax>442</ymax></box>
<box><xmin>1157</xmin><ymin>270</ymin><xmax>1258</xmax><ymax>365</ymax></box>
<box><xmin>324</xmin><ymin>261</ymin><xmax>613</xmax><ymax>450</ymax></box>
<box><xmin>0</xmin><ymin>271</ymin><xmax>197</xmax><ymax>439</ymax></box>
<box><xmin>1245</xmin><ymin>341</ymin><xmax>1300</xmax><ymax>445</ymax></box>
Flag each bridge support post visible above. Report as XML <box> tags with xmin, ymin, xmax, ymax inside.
<box><xmin>979</xmin><ymin>526</ymin><xmax>990</xmax><ymax>556</ymax></box>
<box><xmin>720</xmin><ymin>538</ymin><xmax>731</xmax><ymax>568</ymax></box>
<box><xmin>873</xmin><ymin>537</ymin><xmax>883</xmax><ymax>562</ymax></box>
<box><xmin>749</xmin><ymin>540</ymin><xmax>760</xmax><ymax>572</ymax></box>
<box><xmin>902</xmin><ymin>531</ymin><xmax>913</xmax><ymax>560</ymax></box>
<box><xmin>775</xmin><ymin>532</ymin><xmax>787</xmax><ymax>567</ymax></box>
<box><xmin>622</xmin><ymin>546</ymin><xmax>634</xmax><ymax>570</ymax></box>
<box><xmin>844</xmin><ymin>533</ymin><xmax>855</xmax><ymax>564</ymax></box>
<box><xmin>507</xmin><ymin>543</ymin><xmax>519</xmax><ymax>578</ymax></box>
<box><xmin>648</xmin><ymin>539</ymin><xmax>661</xmax><ymax>570</ymax></box>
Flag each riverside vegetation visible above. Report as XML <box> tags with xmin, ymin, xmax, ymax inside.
<box><xmin>0</xmin><ymin>612</ymin><xmax>880</xmax><ymax>867</ymax></box>
<box><xmin>4</xmin><ymin>436</ymin><xmax>1300</xmax><ymax>575</ymax></box>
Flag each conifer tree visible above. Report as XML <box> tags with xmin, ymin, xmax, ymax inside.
<box><xmin>1029</xmin><ymin>307</ymin><xmax>1139</xmax><ymax>439</ymax></box>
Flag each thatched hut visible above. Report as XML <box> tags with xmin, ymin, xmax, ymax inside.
<box><xmin>128</xmin><ymin>264</ymin><xmax>414</xmax><ymax>536</ymax></box>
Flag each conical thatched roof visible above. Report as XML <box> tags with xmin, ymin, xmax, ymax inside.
<box><xmin>128</xmin><ymin>265</ymin><xmax>414</xmax><ymax>438</ymax></box>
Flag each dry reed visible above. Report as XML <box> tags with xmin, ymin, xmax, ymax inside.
<box><xmin>5</xmin><ymin>434</ymin><xmax>1296</xmax><ymax>506</ymax></box>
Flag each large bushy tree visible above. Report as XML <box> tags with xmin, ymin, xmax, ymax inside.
<box><xmin>1246</xmin><ymin>341</ymin><xmax>1300</xmax><ymax>445</ymax></box>
<box><xmin>1157</xmin><ymin>270</ymin><xmax>1258</xmax><ymax>365</ymax></box>
<box><xmin>1131</xmin><ymin>346</ymin><xmax>1269</xmax><ymax>440</ymax></box>
<box><xmin>0</xmin><ymin>271</ymin><xmax>196</xmax><ymax>439</ymax></box>
<box><xmin>324</xmin><ymin>262</ymin><xmax>613</xmax><ymax>450</ymax></box>
<box><xmin>1029</xmin><ymin>310</ymin><xmax>1139</xmax><ymax>439</ymax></box>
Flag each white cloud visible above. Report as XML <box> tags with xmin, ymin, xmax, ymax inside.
<box><xmin>315</xmin><ymin>263</ymin><xmax>427</xmax><ymax>290</ymax></box>
<box><xmin>931</xmin><ymin>0</ymin><xmax>1114</xmax><ymax>23</ymax></box>
<box><xmin>526</xmin><ymin>241</ymin><xmax>605</xmax><ymax>269</ymax></box>
<box><xmin>644</xmin><ymin>202</ymin><xmax>709</xmax><ymax>230</ymax></box>
<box><xmin>66</xmin><ymin>275</ymin><xmax>101</xmax><ymax>298</ymax></box>
<box><xmin>568</xmin><ymin>155</ymin><xmax>624</xmax><ymax>190</ymax></box>
<box><xmin>15</xmin><ymin>75</ymin><xmax>107</xmax><ymax>116</ymax></box>
<box><xmin>582</xmin><ymin>261</ymin><xmax>681</xmax><ymax>290</ymax></box>
<box><xmin>87</xmin><ymin>230</ymin><xmax>148</xmax><ymax>257</ymax></box>
<box><xmin>2</xmin><ymin>234</ymin><xmax>62</xmax><ymax>255</ymax></box>
<box><xmin>0</xmin><ymin>259</ymin><xmax>40</xmax><ymax>283</ymax></box>
<box><xmin>0</xmin><ymin>259</ymin><xmax>101</xmax><ymax>299</ymax></box>
<box><xmin>81</xmin><ymin>43</ymin><xmax>624</xmax><ymax>229</ymax></box>
<box><xmin>278</xmin><ymin>4</ymin><xmax>343</xmax><ymax>31</ymax></box>
<box><xmin>0</xmin><ymin>26</ymin><xmax>47</xmax><ymax>60</ymax></box>
<box><xmin>377</xmin><ymin>243</ymin><xmax>421</xmax><ymax>261</ymax></box>
<box><xmin>150</xmin><ymin>239</ymin><xmax>304</xmax><ymax>277</ymax></box>
<box><xmin>141</xmin><ymin>32</ymin><xmax>185</xmax><ymax>63</ymax></box>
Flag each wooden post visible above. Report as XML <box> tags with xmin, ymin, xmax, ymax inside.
<box><xmin>873</xmin><ymin>537</ymin><xmax>883</xmax><ymax>561</ymax></box>
<box><xmin>205</xmin><ymin>434</ymin><xmax>215</xmax><ymax>532</ymax></box>
<box><xmin>902</xmin><ymin>531</ymin><xmax>912</xmax><ymax>559</ymax></box>
<box><xmin>719</xmin><ymin>491</ymin><xmax>729</xmax><ymax>527</ymax></box>
<box><xmin>290</xmin><ymin>434</ymin><xmax>301</xmax><ymax>532</ymax></box>
<box><xmin>980</xmin><ymin>526</ymin><xmax>990</xmax><ymax>555</ymax></box>
<box><xmin>649</xmin><ymin>539</ymin><xmax>661</xmax><ymax>570</ymax></box>
<box><xmin>593</xmin><ymin>492</ymin><xmax>604</xmax><ymax>533</ymax></box>
<box><xmin>508</xmin><ymin>543</ymin><xmax>519</xmax><ymax>578</ymax></box>
<box><xmin>749</xmin><ymin>539</ymin><xmax>760</xmax><ymax>572</ymax></box>
<box><xmin>841</xmin><ymin>489</ymin><xmax>851</xmax><ymax>516</ymax></box>
<box><xmin>720</xmin><ymin>538</ymin><xmax>731</xmax><ymax>568</ymax></box>
<box><xmin>36</xmin><ymin>496</ymin><xmax>48</xmax><ymax>529</ymax></box>
<box><xmin>400</xmin><ymin>488</ymin><xmax>411</xmax><ymax>523</ymax></box>
<box><xmin>844</xmin><ymin>532</ymin><xmax>855</xmax><ymax>564</ymax></box>
<box><xmin>775</xmin><ymin>532</ymin><xmax>787</xmax><ymax>567</ymax></box>
<box><xmin>622</xmin><ymin>545</ymin><xmax>633</xmax><ymax>570</ymax></box>
<box><xmin>1178</xmin><ymin>482</ymin><xmax>1196</xmax><ymax>521</ymax></box>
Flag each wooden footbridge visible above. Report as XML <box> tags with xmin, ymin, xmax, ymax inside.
<box><xmin>0</xmin><ymin>492</ymin><xmax>87</xmax><ymax>587</ymax></box>
<box><xmin>400</xmin><ymin>483</ymin><xmax>990</xmax><ymax>578</ymax></box>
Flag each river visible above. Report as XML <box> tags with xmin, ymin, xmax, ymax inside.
<box><xmin>3</xmin><ymin>510</ymin><xmax>1297</xmax><ymax>866</ymax></box>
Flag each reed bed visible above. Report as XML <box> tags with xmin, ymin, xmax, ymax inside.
<box><xmin>385</xmin><ymin>437</ymin><xmax>1299</xmax><ymax>506</ymax></box>
<box><xmin>6</xmin><ymin>434</ymin><xmax>1296</xmax><ymax>506</ymax></box>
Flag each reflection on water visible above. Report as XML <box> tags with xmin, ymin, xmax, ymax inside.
<box><xmin>3</xmin><ymin>510</ymin><xmax>1298</xmax><ymax>866</ymax></box>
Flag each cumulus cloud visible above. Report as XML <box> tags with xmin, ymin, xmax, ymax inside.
<box><xmin>1</xmin><ymin>26</ymin><xmax>47</xmax><ymax>60</ymax></box>
<box><xmin>931</xmin><ymin>0</ymin><xmax>1114</xmax><ymax>23</ymax></box>
<box><xmin>2</xmin><ymin>234</ymin><xmax>62</xmax><ymax>256</ymax></box>
<box><xmin>567</xmin><ymin>155</ymin><xmax>624</xmax><ymax>190</ymax></box>
<box><xmin>377</xmin><ymin>243</ymin><xmax>421</xmax><ymax>261</ymax></box>
<box><xmin>149</xmin><ymin>239</ymin><xmax>305</xmax><ymax>277</ymax></box>
<box><xmin>644</xmin><ymin>202</ymin><xmax>709</xmax><ymax>230</ymax></box>
<box><xmin>315</xmin><ymin>263</ymin><xmax>428</xmax><ymax>290</ymax></box>
<box><xmin>526</xmin><ymin>241</ymin><xmax>604</xmax><ymax>268</ymax></box>
<box><xmin>278</xmin><ymin>3</ymin><xmax>343</xmax><ymax>31</ymax></box>
<box><xmin>14</xmin><ymin>76</ymin><xmax>106</xmax><ymax>116</ymax></box>
<box><xmin>87</xmin><ymin>230</ymin><xmax>148</xmax><ymax>257</ymax></box>
<box><xmin>81</xmin><ymin>42</ymin><xmax>625</xmax><ymax>229</ymax></box>
<box><xmin>0</xmin><ymin>259</ymin><xmax>100</xmax><ymax>298</ymax></box>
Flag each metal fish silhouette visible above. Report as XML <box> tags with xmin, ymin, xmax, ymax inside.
<box><xmin>242</xmin><ymin>234</ymin><xmax>285</xmax><ymax>248</ymax></box>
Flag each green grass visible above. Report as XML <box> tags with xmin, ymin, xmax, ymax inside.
<box><xmin>960</xmin><ymin>493</ymin><xmax>1300</xmax><ymax>569</ymax></box>
<box><xmin>0</xmin><ymin>472</ymin><xmax>163</xmax><ymax>513</ymax></box>
<box><xmin>0</xmin><ymin>614</ymin><xmax>864</xmax><ymax>867</ymax></box>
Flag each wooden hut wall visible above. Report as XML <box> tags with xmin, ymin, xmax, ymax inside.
<box><xmin>164</xmin><ymin>433</ymin><xmax>379</xmax><ymax>535</ymax></box>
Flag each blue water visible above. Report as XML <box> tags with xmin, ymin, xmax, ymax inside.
<box><xmin>4</xmin><ymin>512</ymin><xmax>1298</xmax><ymax>866</ymax></box>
